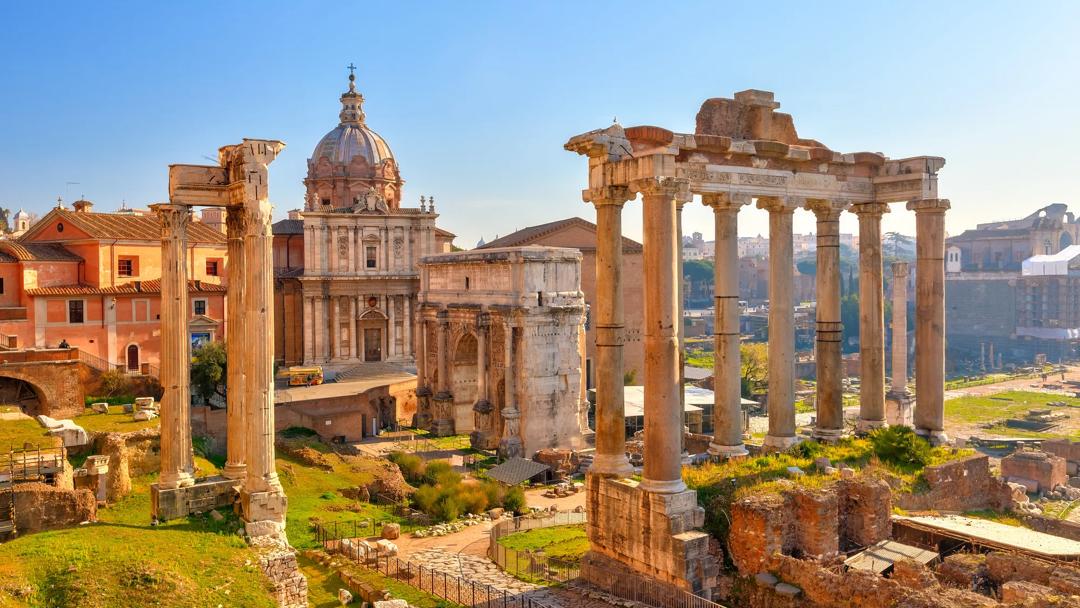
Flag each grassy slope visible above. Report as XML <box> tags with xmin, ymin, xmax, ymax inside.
<box><xmin>73</xmin><ymin>409</ymin><xmax>160</xmax><ymax>434</ymax></box>
<box><xmin>0</xmin><ymin>418</ymin><xmax>57</xmax><ymax>452</ymax></box>
<box><xmin>497</xmin><ymin>524</ymin><xmax>589</xmax><ymax>563</ymax></box>
<box><xmin>0</xmin><ymin>458</ymin><xmax>276</xmax><ymax>608</ymax></box>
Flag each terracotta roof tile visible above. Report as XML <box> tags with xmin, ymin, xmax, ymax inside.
<box><xmin>25</xmin><ymin>279</ymin><xmax>226</xmax><ymax>297</ymax></box>
<box><xmin>24</xmin><ymin>209</ymin><xmax>226</xmax><ymax>244</ymax></box>
<box><xmin>272</xmin><ymin>219</ymin><xmax>304</xmax><ymax>235</ymax></box>
<box><xmin>0</xmin><ymin>241</ymin><xmax>82</xmax><ymax>262</ymax></box>
<box><xmin>478</xmin><ymin>217</ymin><xmax>643</xmax><ymax>253</ymax></box>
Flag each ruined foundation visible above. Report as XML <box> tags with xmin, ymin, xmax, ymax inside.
<box><xmin>151</xmin><ymin>476</ymin><xmax>242</xmax><ymax>522</ymax></box>
<box><xmin>583</xmin><ymin>474</ymin><xmax>716</xmax><ymax>596</ymax></box>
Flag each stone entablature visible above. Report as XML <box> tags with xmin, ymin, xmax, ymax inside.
<box><xmin>416</xmin><ymin>246</ymin><xmax>589</xmax><ymax>456</ymax></box>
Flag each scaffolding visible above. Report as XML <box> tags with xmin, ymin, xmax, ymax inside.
<box><xmin>0</xmin><ymin>444</ymin><xmax>67</xmax><ymax>541</ymax></box>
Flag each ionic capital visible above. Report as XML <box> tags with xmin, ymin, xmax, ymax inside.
<box><xmin>630</xmin><ymin>177</ymin><xmax>690</xmax><ymax>201</ymax></box>
<box><xmin>906</xmin><ymin>198</ymin><xmax>951</xmax><ymax>214</ymax></box>
<box><xmin>702</xmin><ymin>192</ymin><xmax>752</xmax><ymax>213</ymax></box>
<box><xmin>755</xmin><ymin>196</ymin><xmax>799</xmax><ymax>214</ymax></box>
<box><xmin>584</xmin><ymin>185</ymin><xmax>632</xmax><ymax>208</ymax></box>
<box><xmin>804</xmin><ymin>199</ymin><xmax>848</xmax><ymax>222</ymax></box>
<box><xmin>851</xmin><ymin>202</ymin><xmax>891</xmax><ymax>217</ymax></box>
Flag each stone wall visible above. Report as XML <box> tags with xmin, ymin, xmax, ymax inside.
<box><xmin>94</xmin><ymin>427</ymin><xmax>160</xmax><ymax>502</ymax></box>
<box><xmin>897</xmin><ymin>454</ymin><xmax>1012</xmax><ymax>512</ymax></box>
<box><xmin>254</xmin><ymin>538</ymin><xmax>308</xmax><ymax>608</ymax></box>
<box><xmin>583</xmin><ymin>474</ymin><xmax>717</xmax><ymax>596</ymax></box>
<box><xmin>12</xmin><ymin>482</ymin><xmax>96</xmax><ymax>534</ymax></box>
<box><xmin>729</xmin><ymin>493</ymin><xmax>790</xmax><ymax>574</ymax></box>
<box><xmin>1020</xmin><ymin>513</ymin><xmax>1080</xmax><ymax>541</ymax></box>
<box><xmin>0</xmin><ymin>359</ymin><xmax>84</xmax><ymax>418</ymax></box>
<box><xmin>788</xmin><ymin>488</ymin><xmax>838</xmax><ymax>559</ymax></box>
<box><xmin>1000</xmin><ymin>450</ymin><xmax>1067</xmax><ymax>494</ymax></box>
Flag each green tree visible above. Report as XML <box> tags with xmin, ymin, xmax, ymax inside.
<box><xmin>191</xmin><ymin>341</ymin><xmax>227</xmax><ymax>405</ymax></box>
<box><xmin>740</xmin><ymin>342</ymin><xmax>768</xmax><ymax>397</ymax></box>
<box><xmin>683</xmin><ymin>259</ymin><xmax>714</xmax><ymax>282</ymax></box>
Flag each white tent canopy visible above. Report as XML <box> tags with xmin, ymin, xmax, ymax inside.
<box><xmin>1022</xmin><ymin>245</ymin><xmax>1080</xmax><ymax>276</ymax></box>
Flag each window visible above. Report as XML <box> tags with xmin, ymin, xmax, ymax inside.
<box><xmin>0</xmin><ymin>277</ymin><xmax>4</xmax><ymax>294</ymax></box>
<box><xmin>118</xmin><ymin>258</ymin><xmax>134</xmax><ymax>277</ymax></box>
<box><xmin>465</xmin><ymin>277</ymin><xmax>470</xmax><ymax>290</ymax></box>
<box><xmin>366</xmin><ymin>246</ymin><xmax>377</xmax><ymax>269</ymax></box>
<box><xmin>205</xmin><ymin>259</ymin><xmax>219</xmax><ymax>276</ymax></box>
<box><xmin>68</xmin><ymin>300</ymin><xmax>84</xmax><ymax>324</ymax></box>
<box><xmin>193</xmin><ymin>299</ymin><xmax>207</xmax><ymax>316</ymax></box>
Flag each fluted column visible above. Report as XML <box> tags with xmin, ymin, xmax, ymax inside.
<box><xmin>302</xmin><ymin>296</ymin><xmax>314</xmax><ymax>364</ymax></box>
<box><xmin>586</xmin><ymin>185</ymin><xmax>634</xmax><ymax>477</ymax></box>
<box><xmin>758</xmin><ymin>196</ymin><xmax>799</xmax><ymax>450</ymax></box>
<box><xmin>349</xmin><ymin>297</ymin><xmax>358</xmax><ymax>359</ymax></box>
<box><xmin>388</xmin><ymin>295</ymin><xmax>397</xmax><ymax>360</ymax></box>
<box><xmin>890</xmin><ymin>262</ymin><xmax>910</xmax><ymax>395</ymax></box>
<box><xmin>498</xmin><ymin>318</ymin><xmax>523</xmax><ymax>458</ymax></box>
<box><xmin>223</xmin><ymin>205</ymin><xmax>248</xmax><ymax>480</ymax></box>
<box><xmin>704</xmin><ymin>193</ymin><xmax>750</xmax><ymax>457</ymax></box>
<box><xmin>808</xmin><ymin>200</ymin><xmax>846</xmax><ymax>440</ymax></box>
<box><xmin>909</xmin><ymin>199</ymin><xmax>950</xmax><ymax>444</ymax></box>
<box><xmin>635</xmin><ymin>177</ymin><xmax>689</xmax><ymax>494</ymax></box>
<box><xmin>312</xmin><ymin>296</ymin><xmax>323</xmax><ymax>363</ymax></box>
<box><xmin>153</xmin><ymin>203</ymin><xmax>195</xmax><ymax>490</ymax></box>
<box><xmin>471</xmin><ymin>313</ymin><xmax>495</xmax><ymax>449</ymax></box>
<box><xmin>432</xmin><ymin>309</ymin><xmax>454</xmax><ymax>436</ymax></box>
<box><xmin>854</xmin><ymin>203</ymin><xmax>889</xmax><ymax>433</ymax></box>
<box><xmin>329</xmin><ymin>296</ymin><xmax>339</xmax><ymax>360</ymax></box>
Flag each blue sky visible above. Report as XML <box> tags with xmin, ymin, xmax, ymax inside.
<box><xmin>2</xmin><ymin>1</ymin><xmax>1079</xmax><ymax>248</ymax></box>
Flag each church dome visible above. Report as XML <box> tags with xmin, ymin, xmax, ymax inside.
<box><xmin>310</xmin><ymin>69</ymin><xmax>394</xmax><ymax>168</ymax></box>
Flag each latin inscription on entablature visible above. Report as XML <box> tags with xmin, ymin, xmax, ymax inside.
<box><xmin>872</xmin><ymin>176</ymin><xmax>935</xmax><ymax>201</ymax></box>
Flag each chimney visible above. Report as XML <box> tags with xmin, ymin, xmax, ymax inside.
<box><xmin>72</xmin><ymin>199</ymin><xmax>93</xmax><ymax>213</ymax></box>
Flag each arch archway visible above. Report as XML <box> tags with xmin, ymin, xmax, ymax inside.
<box><xmin>451</xmin><ymin>333</ymin><xmax>478</xmax><ymax>432</ymax></box>
<box><xmin>0</xmin><ymin>376</ymin><xmax>46</xmax><ymax>417</ymax></box>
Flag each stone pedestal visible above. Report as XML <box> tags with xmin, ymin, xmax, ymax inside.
<box><xmin>886</xmin><ymin>390</ymin><xmax>914</xmax><ymax>427</ymax></box>
<box><xmin>584</xmin><ymin>474</ymin><xmax>715</xmax><ymax>596</ymax></box>
<box><xmin>151</xmin><ymin>476</ymin><xmax>243</xmax><ymax>522</ymax></box>
<box><xmin>430</xmin><ymin>395</ymin><xmax>455</xmax><ymax>437</ymax></box>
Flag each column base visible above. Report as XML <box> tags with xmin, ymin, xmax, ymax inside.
<box><xmin>497</xmin><ymin>436</ymin><xmax>524</xmax><ymax>460</ymax></box>
<box><xmin>885</xmin><ymin>390</ymin><xmax>915</xmax><ymax>427</ymax></box>
<box><xmin>158</xmin><ymin>471</ymin><xmax>195</xmax><ymax>491</ymax></box>
<box><xmin>707</xmin><ymin>442</ymin><xmax>749</xmax><ymax>458</ymax></box>
<box><xmin>222</xmin><ymin>463</ymin><xmax>247</xmax><ymax>481</ymax></box>
<box><xmin>430</xmin><ymin>418</ymin><xmax>455</xmax><ymax>437</ymax></box>
<box><xmin>241</xmin><ymin>488</ymin><xmax>289</xmax><ymax>540</ymax></box>
<box><xmin>638</xmin><ymin>477</ymin><xmax>688</xmax><ymax>494</ymax></box>
<box><xmin>469</xmin><ymin>430</ymin><xmax>499</xmax><ymax>451</ymax></box>
<box><xmin>762</xmin><ymin>434</ymin><xmax>800</xmax><ymax>451</ymax></box>
<box><xmin>856</xmin><ymin>418</ymin><xmax>887</xmax><ymax>434</ymax></box>
<box><xmin>151</xmin><ymin>476</ymin><xmax>242</xmax><ymax>522</ymax></box>
<box><xmin>915</xmin><ymin>428</ymin><xmax>949</xmax><ymax>447</ymax></box>
<box><xmin>811</xmin><ymin>427</ymin><xmax>846</xmax><ymax>442</ymax></box>
<box><xmin>588</xmin><ymin>453</ymin><xmax>634</xmax><ymax>478</ymax></box>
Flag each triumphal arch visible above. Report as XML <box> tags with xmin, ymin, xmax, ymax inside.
<box><xmin>565</xmin><ymin>90</ymin><xmax>948</xmax><ymax>597</ymax></box>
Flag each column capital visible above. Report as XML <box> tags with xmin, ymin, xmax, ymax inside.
<box><xmin>755</xmin><ymin>196</ymin><xmax>799</xmax><ymax>214</ymax></box>
<box><xmin>226</xmin><ymin>204</ymin><xmax>249</xmax><ymax>236</ymax></box>
<box><xmin>892</xmin><ymin>260</ymin><xmax>910</xmax><ymax>278</ymax></box>
<box><xmin>630</xmin><ymin>176</ymin><xmax>690</xmax><ymax>201</ymax></box>
<box><xmin>584</xmin><ymin>185</ymin><xmax>633</xmax><ymax>207</ymax></box>
<box><xmin>907</xmin><ymin>198</ymin><xmax>951</xmax><ymax>213</ymax></box>
<box><xmin>851</xmin><ymin>201</ymin><xmax>891</xmax><ymax>217</ymax></box>
<box><xmin>702</xmin><ymin>192</ymin><xmax>752</xmax><ymax>212</ymax></box>
<box><xmin>805</xmin><ymin>199</ymin><xmax>848</xmax><ymax>221</ymax></box>
<box><xmin>151</xmin><ymin>203</ymin><xmax>192</xmax><ymax>231</ymax></box>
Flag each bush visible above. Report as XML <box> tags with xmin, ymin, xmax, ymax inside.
<box><xmin>388</xmin><ymin>452</ymin><xmax>425</xmax><ymax>485</ymax></box>
<box><xmin>99</xmin><ymin>369</ymin><xmax>132</xmax><ymax>397</ymax></box>
<box><xmin>422</xmin><ymin>460</ymin><xmax>453</xmax><ymax>486</ymax></box>
<box><xmin>869</xmin><ymin>426</ymin><xmax>931</xmax><ymax>471</ymax></box>
<box><xmin>85</xmin><ymin>394</ymin><xmax>135</xmax><ymax>406</ymax></box>
<box><xmin>503</xmin><ymin>486</ymin><xmax>527</xmax><ymax>515</ymax></box>
<box><xmin>280</xmin><ymin>426</ymin><xmax>318</xmax><ymax>439</ymax></box>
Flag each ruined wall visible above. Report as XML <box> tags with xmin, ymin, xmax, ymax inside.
<box><xmin>838</xmin><ymin>476</ymin><xmax>892</xmax><ymax>550</ymax></box>
<box><xmin>94</xmin><ymin>427</ymin><xmax>160</xmax><ymax>501</ymax></box>
<box><xmin>897</xmin><ymin>454</ymin><xmax>1012</xmax><ymax>512</ymax></box>
<box><xmin>729</xmin><ymin>493</ymin><xmax>790</xmax><ymax>574</ymax></box>
<box><xmin>254</xmin><ymin>539</ymin><xmax>308</xmax><ymax>608</ymax></box>
<box><xmin>13</xmin><ymin>483</ymin><xmax>96</xmax><ymax>534</ymax></box>
<box><xmin>1000</xmin><ymin>450</ymin><xmax>1067</xmax><ymax>494</ymax></box>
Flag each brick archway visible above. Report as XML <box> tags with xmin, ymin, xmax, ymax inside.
<box><xmin>0</xmin><ymin>360</ymin><xmax>84</xmax><ymax>419</ymax></box>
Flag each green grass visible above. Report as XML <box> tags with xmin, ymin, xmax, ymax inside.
<box><xmin>73</xmin><ymin>408</ymin><xmax>160</xmax><ymax>434</ymax></box>
<box><xmin>0</xmin><ymin>416</ymin><xmax>58</xmax><ymax>452</ymax></box>
<box><xmin>496</xmin><ymin>524</ymin><xmax>588</xmax><ymax>564</ymax></box>
<box><xmin>944</xmin><ymin>390</ymin><xmax>1080</xmax><ymax>425</ymax></box>
<box><xmin>0</xmin><ymin>458</ymin><xmax>276</xmax><ymax>608</ymax></box>
<box><xmin>404</xmin><ymin>430</ymin><xmax>473</xmax><ymax>452</ymax></box>
<box><xmin>794</xmin><ymin>399</ymin><xmax>815</xmax><ymax>414</ymax></box>
<box><xmin>964</xmin><ymin>509</ymin><xmax>1024</xmax><ymax>527</ymax></box>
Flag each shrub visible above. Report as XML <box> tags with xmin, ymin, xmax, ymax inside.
<box><xmin>280</xmin><ymin>426</ymin><xmax>318</xmax><ymax>439</ymax></box>
<box><xmin>388</xmin><ymin>452</ymin><xmax>425</xmax><ymax>485</ymax></box>
<box><xmin>869</xmin><ymin>426</ymin><xmax>931</xmax><ymax>471</ymax></box>
<box><xmin>99</xmin><ymin>368</ymin><xmax>131</xmax><ymax>397</ymax></box>
<box><xmin>422</xmin><ymin>460</ymin><xmax>453</xmax><ymax>485</ymax></box>
<box><xmin>503</xmin><ymin>486</ymin><xmax>527</xmax><ymax>515</ymax></box>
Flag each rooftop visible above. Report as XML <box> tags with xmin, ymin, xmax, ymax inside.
<box><xmin>478</xmin><ymin>217</ymin><xmax>643</xmax><ymax>253</ymax></box>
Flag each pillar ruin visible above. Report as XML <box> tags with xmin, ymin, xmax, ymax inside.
<box><xmin>431</xmin><ymin>309</ymin><xmax>455</xmax><ymax>436</ymax></box>
<box><xmin>910</xmin><ymin>198</ymin><xmax>950</xmax><ymax>445</ymax></box>
<box><xmin>758</xmin><ymin>196</ymin><xmax>798</xmax><ymax>450</ymax></box>
<box><xmin>886</xmin><ymin>261</ymin><xmax>913</xmax><ymax>426</ymax></box>
<box><xmin>636</xmin><ymin>177</ymin><xmax>688</xmax><ymax>494</ymax></box>
<box><xmin>498</xmin><ymin>317</ymin><xmax>523</xmax><ymax>458</ymax></box>
<box><xmin>808</xmin><ymin>200</ymin><xmax>846</xmax><ymax>439</ymax></box>
<box><xmin>704</xmin><ymin>193</ymin><xmax>749</xmax><ymax>457</ymax></box>
<box><xmin>470</xmin><ymin>312</ymin><xmax>497</xmax><ymax>450</ymax></box>
<box><xmin>587</xmin><ymin>186</ymin><xmax>634</xmax><ymax>477</ymax></box>
<box><xmin>154</xmin><ymin>203</ymin><xmax>195</xmax><ymax>490</ymax></box>
<box><xmin>854</xmin><ymin>203</ymin><xmax>888</xmax><ymax>433</ymax></box>
<box><xmin>222</xmin><ymin>206</ymin><xmax>248</xmax><ymax>480</ymax></box>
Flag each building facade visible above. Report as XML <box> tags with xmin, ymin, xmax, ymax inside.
<box><xmin>273</xmin><ymin>72</ymin><xmax>455</xmax><ymax>368</ymax></box>
<box><xmin>0</xmin><ymin>201</ymin><xmax>227</xmax><ymax>369</ymax></box>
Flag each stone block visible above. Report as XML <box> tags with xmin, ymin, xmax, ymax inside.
<box><xmin>1001</xmin><ymin>580</ymin><xmax>1057</xmax><ymax>603</ymax></box>
<box><xmin>91</xmin><ymin>402</ymin><xmax>110</xmax><ymax>414</ymax></box>
<box><xmin>151</xmin><ymin>476</ymin><xmax>241</xmax><ymax>522</ymax></box>
<box><xmin>381</xmin><ymin>522</ymin><xmax>400</xmax><ymax>539</ymax></box>
<box><xmin>838</xmin><ymin>477</ymin><xmax>892</xmax><ymax>550</ymax></box>
<box><xmin>1009</xmin><ymin>477</ymin><xmax>1040</xmax><ymax>494</ymax></box>
<box><xmin>337</xmin><ymin>588</ymin><xmax>353</xmax><ymax>605</ymax></box>
<box><xmin>1001</xmin><ymin>451</ymin><xmax>1067</xmax><ymax>495</ymax></box>
<box><xmin>774</xmin><ymin>582</ymin><xmax>802</xmax><ymax>597</ymax></box>
<box><xmin>1050</xmin><ymin>564</ymin><xmax>1080</xmax><ymax>595</ymax></box>
<box><xmin>986</xmin><ymin>551</ymin><xmax>1053</xmax><ymax>585</ymax></box>
<box><xmin>375</xmin><ymin>539</ymin><xmax>397</xmax><ymax>557</ymax></box>
<box><xmin>134</xmin><ymin>397</ymin><xmax>156</xmax><ymax>410</ymax></box>
<box><xmin>133</xmin><ymin>410</ymin><xmax>157</xmax><ymax>422</ymax></box>
<box><xmin>754</xmin><ymin>572</ymin><xmax>778</xmax><ymax>587</ymax></box>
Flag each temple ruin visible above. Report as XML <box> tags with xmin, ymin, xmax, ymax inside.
<box><xmin>565</xmin><ymin>89</ymin><xmax>949</xmax><ymax>597</ymax></box>
<box><xmin>150</xmin><ymin>139</ymin><xmax>290</xmax><ymax>540</ymax></box>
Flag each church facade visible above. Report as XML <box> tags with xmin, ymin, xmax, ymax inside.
<box><xmin>274</xmin><ymin>71</ymin><xmax>454</xmax><ymax>368</ymax></box>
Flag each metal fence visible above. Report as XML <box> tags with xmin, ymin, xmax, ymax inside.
<box><xmin>584</xmin><ymin>570</ymin><xmax>725</xmax><ymax>608</ymax></box>
<box><xmin>488</xmin><ymin>511</ymin><xmax>586</xmax><ymax>584</ymax></box>
<box><xmin>314</xmin><ymin>521</ymin><xmax>555</xmax><ymax>608</ymax></box>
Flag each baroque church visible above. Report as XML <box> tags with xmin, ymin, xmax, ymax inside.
<box><xmin>273</xmin><ymin>70</ymin><xmax>455</xmax><ymax>368</ymax></box>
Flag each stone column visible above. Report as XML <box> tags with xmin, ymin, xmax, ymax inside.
<box><xmin>403</xmin><ymin>295</ymin><xmax>413</xmax><ymax>359</ymax></box>
<box><xmin>302</xmin><ymin>296</ymin><xmax>314</xmax><ymax>363</ymax></box>
<box><xmin>909</xmin><ymin>199</ymin><xmax>950</xmax><ymax>444</ymax></box>
<box><xmin>636</xmin><ymin>177</ymin><xmax>688</xmax><ymax>494</ymax></box>
<box><xmin>416</xmin><ymin>317</ymin><xmax>430</xmax><ymax>389</ymax></box>
<box><xmin>241</xmin><ymin>191</ymin><xmax>288</xmax><ymax>536</ymax></box>
<box><xmin>854</xmin><ymin>202</ymin><xmax>889</xmax><ymax>433</ymax></box>
<box><xmin>586</xmin><ymin>186</ymin><xmax>634</xmax><ymax>477</ymax></box>
<box><xmin>676</xmin><ymin>198</ymin><xmax>687</xmax><ymax>420</ymax></box>
<box><xmin>471</xmin><ymin>313</ymin><xmax>495</xmax><ymax>449</ymax></box>
<box><xmin>388</xmin><ymin>295</ymin><xmax>397</xmax><ymax>359</ymax></box>
<box><xmin>758</xmin><ymin>196</ymin><xmax>799</xmax><ymax>450</ymax></box>
<box><xmin>153</xmin><ymin>203</ymin><xmax>195</xmax><ymax>490</ymax></box>
<box><xmin>886</xmin><ymin>261</ymin><xmax>914</xmax><ymax>426</ymax></box>
<box><xmin>703</xmin><ymin>193</ymin><xmax>750</xmax><ymax>457</ymax></box>
<box><xmin>223</xmin><ymin>205</ymin><xmax>248</xmax><ymax>481</ymax></box>
<box><xmin>312</xmin><ymin>296</ymin><xmax>323</xmax><ymax>363</ymax></box>
<box><xmin>498</xmin><ymin>317</ymin><xmax>523</xmax><ymax>458</ymax></box>
<box><xmin>329</xmin><ymin>296</ymin><xmax>339</xmax><ymax>361</ymax></box>
<box><xmin>808</xmin><ymin>200</ymin><xmax>846</xmax><ymax>440</ymax></box>
<box><xmin>432</xmin><ymin>309</ymin><xmax>454</xmax><ymax>436</ymax></box>
<box><xmin>349</xmin><ymin>297</ymin><xmax>358</xmax><ymax>359</ymax></box>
